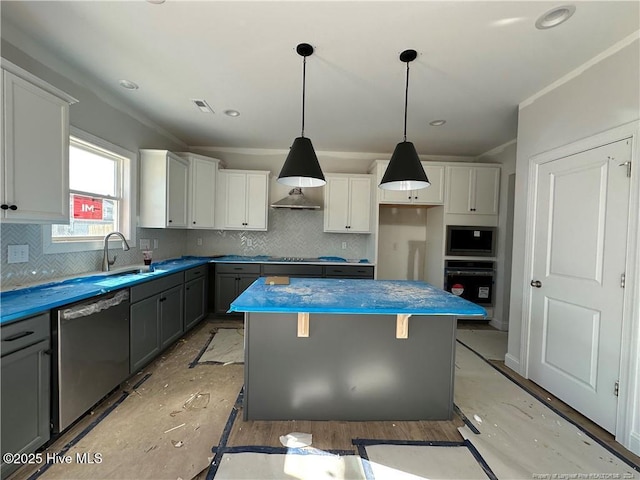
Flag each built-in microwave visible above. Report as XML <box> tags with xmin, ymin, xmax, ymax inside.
<box><xmin>446</xmin><ymin>226</ymin><xmax>496</xmax><ymax>257</ymax></box>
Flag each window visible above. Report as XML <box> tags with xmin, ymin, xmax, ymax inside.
<box><xmin>43</xmin><ymin>128</ymin><xmax>136</xmax><ymax>253</ymax></box>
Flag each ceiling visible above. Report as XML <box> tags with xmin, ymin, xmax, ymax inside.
<box><xmin>1</xmin><ymin>1</ymin><xmax>638</xmax><ymax>157</ymax></box>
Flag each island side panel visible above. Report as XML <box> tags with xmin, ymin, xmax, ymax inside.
<box><xmin>243</xmin><ymin>312</ymin><xmax>456</xmax><ymax>421</ymax></box>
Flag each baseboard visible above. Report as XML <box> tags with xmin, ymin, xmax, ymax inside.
<box><xmin>504</xmin><ymin>353</ymin><xmax>521</xmax><ymax>375</ymax></box>
<box><xmin>628</xmin><ymin>431</ymin><xmax>640</xmax><ymax>457</ymax></box>
<box><xmin>489</xmin><ymin>318</ymin><xmax>508</xmax><ymax>331</ymax></box>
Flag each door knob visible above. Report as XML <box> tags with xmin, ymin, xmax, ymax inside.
<box><xmin>530</xmin><ymin>280</ymin><xmax>542</xmax><ymax>288</ymax></box>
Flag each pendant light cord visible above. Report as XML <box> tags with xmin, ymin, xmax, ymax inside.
<box><xmin>301</xmin><ymin>55</ymin><xmax>307</xmax><ymax>138</ymax></box>
<box><xmin>403</xmin><ymin>60</ymin><xmax>410</xmax><ymax>143</ymax></box>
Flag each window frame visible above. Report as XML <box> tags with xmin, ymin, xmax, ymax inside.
<box><xmin>43</xmin><ymin>127</ymin><xmax>137</xmax><ymax>254</ymax></box>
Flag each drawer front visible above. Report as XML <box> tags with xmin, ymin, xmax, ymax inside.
<box><xmin>1</xmin><ymin>313</ymin><xmax>50</xmax><ymax>356</ymax></box>
<box><xmin>215</xmin><ymin>263</ymin><xmax>261</xmax><ymax>274</ymax></box>
<box><xmin>324</xmin><ymin>265</ymin><xmax>374</xmax><ymax>278</ymax></box>
<box><xmin>261</xmin><ymin>264</ymin><xmax>323</xmax><ymax>277</ymax></box>
<box><xmin>131</xmin><ymin>272</ymin><xmax>184</xmax><ymax>303</ymax></box>
<box><xmin>185</xmin><ymin>266</ymin><xmax>207</xmax><ymax>282</ymax></box>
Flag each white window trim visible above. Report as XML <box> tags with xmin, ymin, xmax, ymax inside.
<box><xmin>43</xmin><ymin>127</ymin><xmax>137</xmax><ymax>254</ymax></box>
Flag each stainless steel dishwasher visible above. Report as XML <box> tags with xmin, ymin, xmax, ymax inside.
<box><xmin>52</xmin><ymin>289</ymin><xmax>130</xmax><ymax>433</ymax></box>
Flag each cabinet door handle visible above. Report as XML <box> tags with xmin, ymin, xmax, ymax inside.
<box><xmin>193</xmin><ymin>221</ymin><xmax>196</xmax><ymax>225</ymax></box>
<box><xmin>159</xmin><ymin>297</ymin><xmax>167</xmax><ymax>302</ymax></box>
<box><xmin>9</xmin><ymin>205</ymin><xmax>17</xmax><ymax>211</ymax></box>
<box><xmin>1</xmin><ymin>204</ymin><xmax>17</xmax><ymax>210</ymax></box>
<box><xmin>3</xmin><ymin>330</ymin><xmax>34</xmax><ymax>341</ymax></box>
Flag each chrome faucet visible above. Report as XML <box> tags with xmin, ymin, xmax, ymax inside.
<box><xmin>102</xmin><ymin>232</ymin><xmax>131</xmax><ymax>271</ymax></box>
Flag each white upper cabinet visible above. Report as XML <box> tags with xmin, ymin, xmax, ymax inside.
<box><xmin>177</xmin><ymin>152</ymin><xmax>220</xmax><ymax>229</ymax></box>
<box><xmin>374</xmin><ymin>161</ymin><xmax>445</xmax><ymax>205</ymax></box>
<box><xmin>215</xmin><ymin>169</ymin><xmax>269</xmax><ymax>231</ymax></box>
<box><xmin>1</xmin><ymin>60</ymin><xmax>78</xmax><ymax>223</ymax></box>
<box><xmin>139</xmin><ymin>150</ymin><xmax>189</xmax><ymax>228</ymax></box>
<box><xmin>446</xmin><ymin>165</ymin><xmax>500</xmax><ymax>215</ymax></box>
<box><xmin>324</xmin><ymin>174</ymin><xmax>372</xmax><ymax>233</ymax></box>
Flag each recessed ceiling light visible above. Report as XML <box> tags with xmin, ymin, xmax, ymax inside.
<box><xmin>146</xmin><ymin>0</ymin><xmax>166</xmax><ymax>4</ymax></box>
<box><xmin>224</xmin><ymin>110</ymin><xmax>240</xmax><ymax>117</ymax></box>
<box><xmin>535</xmin><ymin>5</ymin><xmax>576</xmax><ymax>29</ymax></box>
<box><xmin>429</xmin><ymin>120</ymin><xmax>446</xmax><ymax>126</ymax></box>
<box><xmin>119</xmin><ymin>79</ymin><xmax>139</xmax><ymax>90</ymax></box>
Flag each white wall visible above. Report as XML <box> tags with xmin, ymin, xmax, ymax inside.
<box><xmin>508</xmin><ymin>37</ymin><xmax>640</xmax><ymax>452</ymax></box>
<box><xmin>475</xmin><ymin>141</ymin><xmax>517</xmax><ymax>331</ymax></box>
<box><xmin>377</xmin><ymin>207</ymin><xmax>429</xmax><ymax>280</ymax></box>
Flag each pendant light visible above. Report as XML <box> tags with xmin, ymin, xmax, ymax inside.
<box><xmin>379</xmin><ymin>49</ymin><xmax>430</xmax><ymax>191</ymax></box>
<box><xmin>277</xmin><ymin>43</ymin><xmax>326</xmax><ymax>187</ymax></box>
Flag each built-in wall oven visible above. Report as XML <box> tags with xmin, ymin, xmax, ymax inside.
<box><xmin>444</xmin><ymin>260</ymin><xmax>495</xmax><ymax>306</ymax></box>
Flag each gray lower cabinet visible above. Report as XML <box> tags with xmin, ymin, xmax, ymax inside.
<box><xmin>159</xmin><ymin>285</ymin><xmax>184</xmax><ymax>349</ymax></box>
<box><xmin>1</xmin><ymin>313</ymin><xmax>50</xmax><ymax>480</ymax></box>
<box><xmin>130</xmin><ymin>272</ymin><xmax>184</xmax><ymax>373</ymax></box>
<box><xmin>324</xmin><ymin>265</ymin><xmax>375</xmax><ymax>278</ymax></box>
<box><xmin>130</xmin><ymin>295</ymin><xmax>160</xmax><ymax>373</ymax></box>
<box><xmin>214</xmin><ymin>264</ymin><xmax>261</xmax><ymax>316</ymax></box>
<box><xmin>184</xmin><ymin>266</ymin><xmax>207</xmax><ymax>331</ymax></box>
<box><xmin>212</xmin><ymin>262</ymin><xmax>375</xmax><ymax>316</ymax></box>
<box><xmin>261</xmin><ymin>264</ymin><xmax>324</xmax><ymax>277</ymax></box>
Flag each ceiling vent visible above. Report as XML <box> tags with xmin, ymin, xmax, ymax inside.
<box><xmin>192</xmin><ymin>99</ymin><xmax>214</xmax><ymax>113</ymax></box>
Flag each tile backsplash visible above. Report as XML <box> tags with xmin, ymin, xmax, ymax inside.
<box><xmin>186</xmin><ymin>208</ymin><xmax>370</xmax><ymax>259</ymax></box>
<box><xmin>1</xmin><ymin>209</ymin><xmax>371</xmax><ymax>288</ymax></box>
<box><xmin>0</xmin><ymin>224</ymin><xmax>187</xmax><ymax>288</ymax></box>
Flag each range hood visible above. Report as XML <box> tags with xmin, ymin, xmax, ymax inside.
<box><xmin>270</xmin><ymin>188</ymin><xmax>321</xmax><ymax>210</ymax></box>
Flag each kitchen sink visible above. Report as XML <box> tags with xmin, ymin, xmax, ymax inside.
<box><xmin>102</xmin><ymin>266</ymin><xmax>153</xmax><ymax>276</ymax></box>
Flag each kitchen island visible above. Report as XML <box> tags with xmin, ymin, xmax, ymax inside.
<box><xmin>229</xmin><ymin>277</ymin><xmax>485</xmax><ymax>421</ymax></box>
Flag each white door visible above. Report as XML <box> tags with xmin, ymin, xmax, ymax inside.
<box><xmin>528</xmin><ymin>138</ymin><xmax>631</xmax><ymax>434</ymax></box>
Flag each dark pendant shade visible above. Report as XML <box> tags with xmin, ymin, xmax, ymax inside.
<box><xmin>379</xmin><ymin>141</ymin><xmax>430</xmax><ymax>191</ymax></box>
<box><xmin>278</xmin><ymin>137</ymin><xmax>326</xmax><ymax>187</ymax></box>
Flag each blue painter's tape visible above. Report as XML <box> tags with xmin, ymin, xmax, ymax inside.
<box><xmin>206</xmin><ymin>387</ymin><xmax>243</xmax><ymax>480</ymax></box>
<box><xmin>454</xmin><ymin>403</ymin><xmax>481</xmax><ymax>434</ymax></box>
<box><xmin>356</xmin><ymin>444</ymin><xmax>375</xmax><ymax>480</ymax></box>
<box><xmin>463</xmin><ymin>438</ymin><xmax>499</xmax><ymax>480</ymax></box>
<box><xmin>189</xmin><ymin>331</ymin><xmax>216</xmax><ymax>368</ymax></box>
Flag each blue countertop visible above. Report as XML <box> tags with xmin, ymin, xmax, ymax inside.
<box><xmin>210</xmin><ymin>255</ymin><xmax>372</xmax><ymax>265</ymax></box>
<box><xmin>0</xmin><ymin>257</ymin><xmax>210</xmax><ymax>325</ymax></box>
<box><xmin>0</xmin><ymin>255</ymin><xmax>375</xmax><ymax>325</ymax></box>
<box><xmin>229</xmin><ymin>277</ymin><xmax>486</xmax><ymax>316</ymax></box>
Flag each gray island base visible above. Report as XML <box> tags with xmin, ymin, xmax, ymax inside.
<box><xmin>230</xmin><ymin>278</ymin><xmax>486</xmax><ymax>421</ymax></box>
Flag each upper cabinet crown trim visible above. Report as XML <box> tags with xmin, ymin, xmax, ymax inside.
<box><xmin>1</xmin><ymin>58</ymin><xmax>78</xmax><ymax>105</ymax></box>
